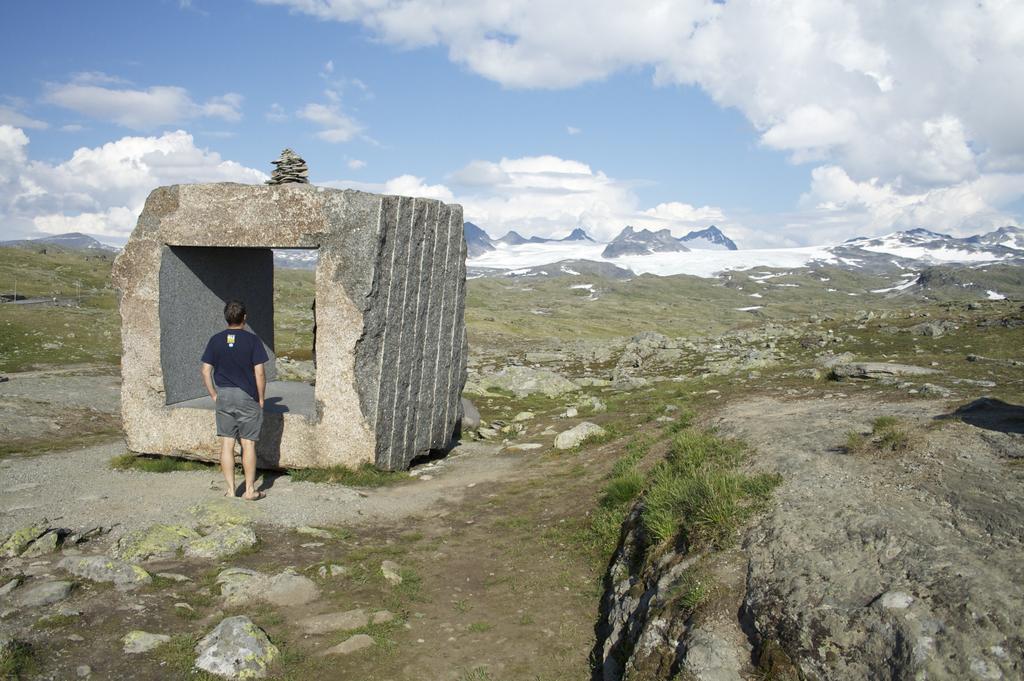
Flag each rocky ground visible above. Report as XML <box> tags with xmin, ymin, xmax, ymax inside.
<box><xmin>1</xmin><ymin>297</ymin><xmax>1022</xmax><ymax>680</ymax></box>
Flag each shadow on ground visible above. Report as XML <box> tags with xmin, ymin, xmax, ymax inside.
<box><xmin>940</xmin><ymin>397</ymin><xmax>1024</xmax><ymax>434</ymax></box>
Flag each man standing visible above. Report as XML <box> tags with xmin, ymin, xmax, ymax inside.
<box><xmin>200</xmin><ymin>300</ymin><xmax>269</xmax><ymax>500</ymax></box>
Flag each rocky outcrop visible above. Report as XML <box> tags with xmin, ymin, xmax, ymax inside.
<box><xmin>595</xmin><ymin>508</ymin><xmax>753</xmax><ymax>680</ymax></box>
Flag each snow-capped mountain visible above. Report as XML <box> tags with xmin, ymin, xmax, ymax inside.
<box><xmin>465</xmin><ymin>222</ymin><xmax>495</xmax><ymax>258</ymax></box>
<box><xmin>842</xmin><ymin>226</ymin><xmax>1024</xmax><ymax>263</ymax></box>
<box><xmin>465</xmin><ymin>224</ymin><xmax>1022</xmax><ymax>279</ymax></box>
<box><xmin>0</xmin><ymin>232</ymin><xmax>119</xmax><ymax>253</ymax></box>
<box><xmin>679</xmin><ymin>225</ymin><xmax>738</xmax><ymax>251</ymax></box>
<box><xmin>602</xmin><ymin>226</ymin><xmax>690</xmax><ymax>258</ymax></box>
<box><xmin>273</xmin><ymin>249</ymin><xmax>319</xmax><ymax>269</ymax></box>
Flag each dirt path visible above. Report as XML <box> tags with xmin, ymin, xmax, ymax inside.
<box><xmin>0</xmin><ymin>367</ymin><xmax>621</xmax><ymax>680</ymax></box>
<box><xmin>0</xmin><ymin>439</ymin><xmax>524</xmax><ymax>537</ymax></box>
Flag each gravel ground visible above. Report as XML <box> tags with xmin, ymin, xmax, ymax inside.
<box><xmin>0</xmin><ymin>439</ymin><xmax>512</xmax><ymax>540</ymax></box>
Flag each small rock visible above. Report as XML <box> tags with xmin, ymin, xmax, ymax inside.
<box><xmin>0</xmin><ymin>577</ymin><xmax>21</xmax><ymax>597</ymax></box>
<box><xmin>194</xmin><ymin>616</ymin><xmax>278</xmax><ymax>679</ymax></box>
<box><xmin>115</xmin><ymin>524</ymin><xmax>200</xmax><ymax>562</ymax></box>
<box><xmin>381</xmin><ymin>560</ymin><xmax>402</xmax><ymax>585</ymax></box>
<box><xmin>513</xmin><ymin>411</ymin><xmax>535</xmax><ymax>422</ymax></box>
<box><xmin>15</xmin><ymin>580</ymin><xmax>74</xmax><ymax>608</ymax></box>
<box><xmin>876</xmin><ymin>591</ymin><xmax>914</xmax><ymax>610</ymax></box>
<box><xmin>1</xmin><ymin>523</ymin><xmax>47</xmax><ymax>558</ymax></box>
<box><xmin>59</xmin><ymin>556</ymin><xmax>152</xmax><ymax>589</ymax></box>
<box><xmin>371</xmin><ymin>610</ymin><xmax>394</xmax><ymax>624</ymax></box>
<box><xmin>477</xmin><ymin>427</ymin><xmax>499</xmax><ymax>440</ymax></box>
<box><xmin>297</xmin><ymin>608</ymin><xmax>369</xmax><ymax>635</ymax></box>
<box><xmin>123</xmin><ymin>630</ymin><xmax>172</xmax><ymax>654</ymax></box>
<box><xmin>554</xmin><ymin>422</ymin><xmax>607</xmax><ymax>450</ymax></box>
<box><xmin>320</xmin><ymin>633</ymin><xmax>374</xmax><ymax>656</ymax></box>
<box><xmin>217</xmin><ymin>567</ymin><xmax>319</xmax><ymax>607</ymax></box>
<box><xmin>317</xmin><ymin>564</ymin><xmax>348</xmax><ymax>579</ymax></box>
<box><xmin>562</xmin><ymin>407</ymin><xmax>578</xmax><ymax>418</ymax></box>
<box><xmin>76</xmin><ymin>664</ymin><xmax>91</xmax><ymax>678</ymax></box>
<box><xmin>156</xmin><ymin>572</ymin><xmax>191</xmax><ymax>582</ymax></box>
<box><xmin>296</xmin><ymin>526</ymin><xmax>332</xmax><ymax>539</ymax></box>
<box><xmin>21</xmin><ymin>530</ymin><xmax>61</xmax><ymax>557</ymax></box>
<box><xmin>461</xmin><ymin>397</ymin><xmax>481</xmax><ymax>432</ymax></box>
<box><xmin>184</xmin><ymin>524</ymin><xmax>257</xmax><ymax>560</ymax></box>
<box><xmin>506</xmin><ymin>443</ymin><xmax>543</xmax><ymax>451</ymax></box>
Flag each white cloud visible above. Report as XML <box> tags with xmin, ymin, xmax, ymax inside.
<box><xmin>347</xmin><ymin>158</ymin><xmax>366</xmax><ymax>170</ymax></box>
<box><xmin>266</xmin><ymin>103</ymin><xmax>289</xmax><ymax>123</ymax></box>
<box><xmin>0</xmin><ymin>106</ymin><xmax>48</xmax><ymax>130</ymax></box>
<box><xmin>44</xmin><ymin>75</ymin><xmax>243</xmax><ymax>129</ymax></box>
<box><xmin>567</xmin><ymin>126</ymin><xmax>581</xmax><ymax>135</ymax></box>
<box><xmin>790</xmin><ymin>165</ymin><xmax>1024</xmax><ymax>242</ymax></box>
<box><xmin>442</xmin><ymin>154</ymin><xmax>745</xmax><ymax>242</ymax></box>
<box><xmin>383</xmin><ymin>175</ymin><xmax>454</xmax><ymax>202</ymax></box>
<box><xmin>297</xmin><ymin>102</ymin><xmax>363</xmax><ymax>142</ymax></box>
<box><xmin>258</xmin><ymin>0</ymin><xmax>1024</xmax><ymax>237</ymax></box>
<box><xmin>0</xmin><ymin>126</ymin><xmax>266</xmax><ymax>240</ymax></box>
<box><xmin>59</xmin><ymin>124</ymin><xmax>85</xmax><ymax>133</ymax></box>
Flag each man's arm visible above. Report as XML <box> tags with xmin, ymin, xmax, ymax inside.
<box><xmin>254</xmin><ymin>363</ymin><xmax>266</xmax><ymax>408</ymax></box>
<box><xmin>201</xmin><ymin>363</ymin><xmax>217</xmax><ymax>401</ymax></box>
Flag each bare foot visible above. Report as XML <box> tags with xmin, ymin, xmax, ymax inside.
<box><xmin>242</xmin><ymin>490</ymin><xmax>265</xmax><ymax>501</ymax></box>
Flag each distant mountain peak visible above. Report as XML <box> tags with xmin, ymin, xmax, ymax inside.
<box><xmin>498</xmin><ymin>230</ymin><xmax>529</xmax><ymax>246</ymax></box>
<box><xmin>562</xmin><ymin>227</ymin><xmax>595</xmax><ymax>242</ymax></box>
<box><xmin>602</xmin><ymin>225</ymin><xmax>690</xmax><ymax>258</ymax></box>
<box><xmin>0</xmin><ymin>232</ymin><xmax>118</xmax><ymax>253</ymax></box>
<box><xmin>464</xmin><ymin>222</ymin><xmax>496</xmax><ymax>258</ymax></box>
<box><xmin>680</xmin><ymin>225</ymin><xmax>738</xmax><ymax>251</ymax></box>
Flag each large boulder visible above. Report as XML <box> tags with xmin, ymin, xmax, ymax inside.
<box><xmin>194</xmin><ymin>616</ymin><xmax>278</xmax><ymax>679</ymax></box>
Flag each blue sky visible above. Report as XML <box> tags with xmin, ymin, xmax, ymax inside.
<box><xmin>1</xmin><ymin>0</ymin><xmax>1021</xmax><ymax>247</ymax></box>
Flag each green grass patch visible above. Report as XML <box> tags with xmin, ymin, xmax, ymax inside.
<box><xmin>845</xmin><ymin>416</ymin><xmax>914</xmax><ymax>455</ymax></box>
<box><xmin>289</xmin><ymin>462</ymin><xmax>408</xmax><ymax>487</ymax></box>
<box><xmin>641</xmin><ymin>429</ymin><xmax>780</xmax><ymax>548</ymax></box>
<box><xmin>288</xmin><ymin>458</ymin><xmax>407</xmax><ymax>485</ymax></box>
<box><xmin>468</xmin><ymin>621</ymin><xmax>492</xmax><ymax>633</ymax></box>
<box><xmin>109</xmin><ymin>453</ymin><xmax>213</xmax><ymax>473</ymax></box>
<box><xmin>665</xmin><ymin>568</ymin><xmax>710</xmax><ymax>612</ymax></box>
<box><xmin>0</xmin><ymin>639</ymin><xmax>36</xmax><ymax>680</ymax></box>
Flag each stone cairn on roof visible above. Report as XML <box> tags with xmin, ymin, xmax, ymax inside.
<box><xmin>266</xmin><ymin>148</ymin><xmax>309</xmax><ymax>185</ymax></box>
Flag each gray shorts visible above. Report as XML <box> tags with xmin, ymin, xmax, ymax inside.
<box><xmin>215</xmin><ymin>386</ymin><xmax>263</xmax><ymax>442</ymax></box>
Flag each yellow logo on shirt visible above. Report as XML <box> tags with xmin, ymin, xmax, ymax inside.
<box><xmin>227</xmin><ymin>334</ymin><xmax>235</xmax><ymax>348</ymax></box>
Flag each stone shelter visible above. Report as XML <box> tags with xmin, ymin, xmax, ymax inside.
<box><xmin>112</xmin><ymin>183</ymin><xmax>467</xmax><ymax>470</ymax></box>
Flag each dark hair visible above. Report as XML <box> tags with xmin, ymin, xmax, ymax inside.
<box><xmin>224</xmin><ymin>300</ymin><xmax>246</xmax><ymax>325</ymax></box>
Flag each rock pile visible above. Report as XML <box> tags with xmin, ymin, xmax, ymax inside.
<box><xmin>266</xmin><ymin>148</ymin><xmax>309</xmax><ymax>185</ymax></box>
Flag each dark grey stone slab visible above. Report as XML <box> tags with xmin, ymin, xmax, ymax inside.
<box><xmin>401</xmin><ymin>200</ymin><xmax>437</xmax><ymax>461</ymax></box>
<box><xmin>373</xmin><ymin>196</ymin><xmax>412</xmax><ymax>469</ymax></box>
<box><xmin>159</xmin><ymin>246</ymin><xmax>276</xmax><ymax>404</ymax></box>
<box><xmin>414</xmin><ymin>202</ymin><xmax>451</xmax><ymax>454</ymax></box>
<box><xmin>384</xmin><ymin>198</ymin><xmax>427</xmax><ymax>469</ymax></box>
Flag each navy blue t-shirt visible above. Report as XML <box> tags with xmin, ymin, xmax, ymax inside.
<box><xmin>201</xmin><ymin>328</ymin><xmax>269</xmax><ymax>402</ymax></box>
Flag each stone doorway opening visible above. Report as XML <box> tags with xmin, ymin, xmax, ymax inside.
<box><xmin>159</xmin><ymin>245</ymin><xmax>316</xmax><ymax>418</ymax></box>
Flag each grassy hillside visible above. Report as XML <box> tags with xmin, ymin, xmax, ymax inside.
<box><xmin>1</xmin><ymin>246</ymin><xmax>1021</xmax><ymax>372</ymax></box>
